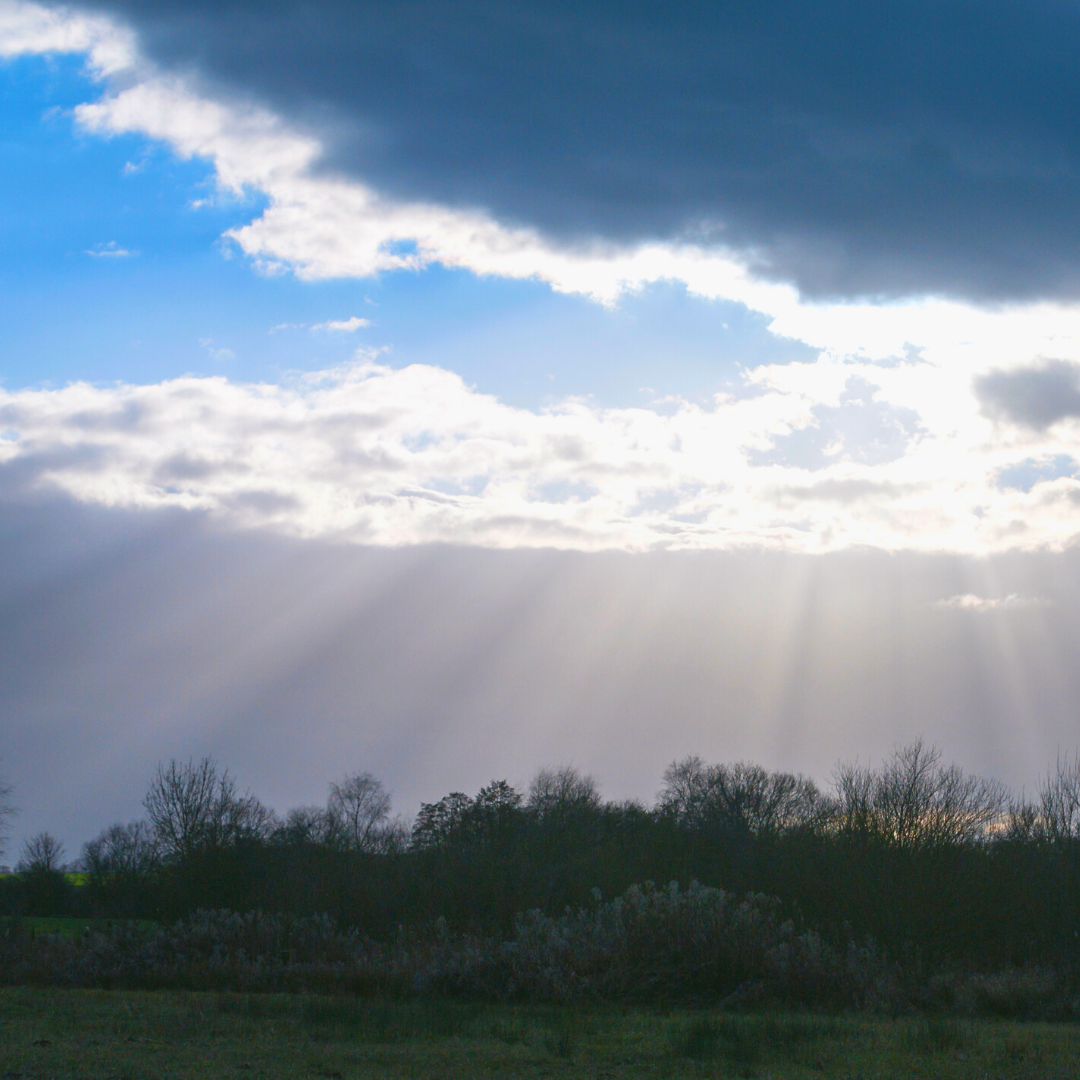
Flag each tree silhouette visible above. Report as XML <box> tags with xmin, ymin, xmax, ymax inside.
<box><xmin>144</xmin><ymin>757</ymin><xmax>274</xmax><ymax>863</ymax></box>
<box><xmin>327</xmin><ymin>772</ymin><xmax>394</xmax><ymax>852</ymax></box>
<box><xmin>83</xmin><ymin>820</ymin><xmax>159</xmax><ymax>878</ymax></box>
<box><xmin>527</xmin><ymin>765</ymin><xmax>601</xmax><ymax>820</ymax></box>
<box><xmin>18</xmin><ymin>831</ymin><xmax>64</xmax><ymax>872</ymax></box>
<box><xmin>0</xmin><ymin>765</ymin><xmax>14</xmax><ymax>862</ymax></box>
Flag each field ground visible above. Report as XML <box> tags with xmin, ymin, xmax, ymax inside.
<box><xmin>1</xmin><ymin>987</ymin><xmax>1079</xmax><ymax>1079</ymax></box>
<box><xmin>0</xmin><ymin>918</ymin><xmax>146</xmax><ymax>940</ymax></box>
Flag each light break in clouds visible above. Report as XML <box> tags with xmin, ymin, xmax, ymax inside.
<box><xmin>6</xmin><ymin>1</ymin><xmax>1080</xmax><ymax>552</ymax></box>
<box><xmin>934</xmin><ymin>594</ymin><xmax>1053</xmax><ymax>613</ymax></box>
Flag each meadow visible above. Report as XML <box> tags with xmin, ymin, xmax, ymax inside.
<box><xmin>5</xmin><ymin>748</ymin><xmax>1080</xmax><ymax>1077</ymax></box>
<box><xmin>2</xmin><ymin>986</ymin><xmax>1079</xmax><ymax>1079</ymax></box>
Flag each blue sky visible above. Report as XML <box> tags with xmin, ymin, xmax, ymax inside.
<box><xmin>0</xmin><ymin>52</ymin><xmax>814</xmax><ymax>409</ymax></box>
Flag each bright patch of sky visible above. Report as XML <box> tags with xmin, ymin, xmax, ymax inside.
<box><xmin>0</xmin><ymin>53</ymin><xmax>810</xmax><ymax>407</ymax></box>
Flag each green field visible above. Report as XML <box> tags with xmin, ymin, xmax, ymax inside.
<box><xmin>0</xmin><ymin>916</ymin><xmax>132</xmax><ymax>939</ymax></box>
<box><xmin>0</xmin><ymin>872</ymin><xmax>87</xmax><ymax>885</ymax></box>
<box><xmin>1</xmin><ymin>987</ymin><xmax>1079</xmax><ymax>1078</ymax></box>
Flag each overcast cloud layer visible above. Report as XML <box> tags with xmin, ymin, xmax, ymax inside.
<box><xmin>4</xmin><ymin>496</ymin><xmax>1079</xmax><ymax>855</ymax></box>
<box><xmin>58</xmin><ymin>0</ymin><xmax>1080</xmax><ymax>302</ymax></box>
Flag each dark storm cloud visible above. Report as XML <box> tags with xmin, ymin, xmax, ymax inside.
<box><xmin>4</xmin><ymin>494</ymin><xmax>1080</xmax><ymax>857</ymax></box>
<box><xmin>975</xmin><ymin>360</ymin><xmax>1080</xmax><ymax>430</ymax></box>
<box><xmin>63</xmin><ymin>0</ymin><xmax>1080</xmax><ymax>301</ymax></box>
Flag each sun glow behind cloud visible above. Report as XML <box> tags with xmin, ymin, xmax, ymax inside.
<box><xmin>5</xmin><ymin>0</ymin><xmax>1080</xmax><ymax>553</ymax></box>
<box><xmin>1</xmin><ymin>355</ymin><xmax>1079</xmax><ymax>553</ymax></box>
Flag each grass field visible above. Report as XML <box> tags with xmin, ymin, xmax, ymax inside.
<box><xmin>0</xmin><ymin>916</ymin><xmax>139</xmax><ymax>939</ymax></box>
<box><xmin>1</xmin><ymin>987</ymin><xmax>1078</xmax><ymax>1078</ymax></box>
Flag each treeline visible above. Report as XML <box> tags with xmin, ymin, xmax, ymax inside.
<box><xmin>4</xmin><ymin>741</ymin><xmax>1080</xmax><ymax>978</ymax></box>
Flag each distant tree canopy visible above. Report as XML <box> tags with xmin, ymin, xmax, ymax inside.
<box><xmin>527</xmin><ymin>765</ymin><xmax>601</xmax><ymax>821</ymax></box>
<box><xmin>832</xmin><ymin>738</ymin><xmax>1007</xmax><ymax>850</ymax></box>
<box><xmin>1035</xmin><ymin>753</ymin><xmax>1080</xmax><ymax>842</ymax></box>
<box><xmin>411</xmin><ymin>780</ymin><xmax>526</xmax><ymax>851</ymax></box>
<box><xmin>4</xmin><ymin>741</ymin><xmax>1080</xmax><ymax>976</ymax></box>
<box><xmin>327</xmin><ymin>772</ymin><xmax>404</xmax><ymax>853</ymax></box>
<box><xmin>83</xmin><ymin>821</ymin><xmax>158</xmax><ymax>879</ymax></box>
<box><xmin>658</xmin><ymin>757</ymin><xmax>823</xmax><ymax>838</ymax></box>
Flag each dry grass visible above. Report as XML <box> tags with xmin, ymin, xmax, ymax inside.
<box><xmin>2</xmin><ymin>986</ymin><xmax>1080</xmax><ymax>1078</ymax></box>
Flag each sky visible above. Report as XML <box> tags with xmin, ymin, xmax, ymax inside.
<box><xmin>3</xmin><ymin>0</ymin><xmax>1080</xmax><ymax>858</ymax></box>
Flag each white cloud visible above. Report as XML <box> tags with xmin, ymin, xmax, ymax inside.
<box><xmin>0</xmin><ymin>0</ymin><xmax>133</xmax><ymax>71</ymax></box>
<box><xmin>199</xmin><ymin>338</ymin><xmax>235</xmax><ymax>363</ymax></box>
<box><xmin>934</xmin><ymin>594</ymin><xmax>1054</xmax><ymax>613</ymax></box>
<box><xmin>65</xmin><ymin>60</ymin><xmax>1080</xmax><ymax>379</ymax></box>
<box><xmin>312</xmin><ymin>316</ymin><xmax>370</xmax><ymax>333</ymax></box>
<box><xmin>0</xmin><ymin>358</ymin><xmax>1077</xmax><ymax>553</ymax></box>
<box><xmin>8</xmin><ymin>2</ymin><xmax>1080</xmax><ymax>553</ymax></box>
<box><xmin>86</xmin><ymin>240</ymin><xmax>135</xmax><ymax>258</ymax></box>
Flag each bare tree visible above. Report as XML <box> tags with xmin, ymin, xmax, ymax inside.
<box><xmin>832</xmin><ymin>760</ymin><xmax>877</xmax><ymax>840</ymax></box>
<box><xmin>1005</xmin><ymin>796</ymin><xmax>1039</xmax><ymax>842</ymax></box>
<box><xmin>144</xmin><ymin>758</ymin><xmax>275</xmax><ymax>862</ymax></box>
<box><xmin>1037</xmin><ymin>752</ymin><xmax>1080</xmax><ymax>842</ymax></box>
<box><xmin>0</xmin><ymin>765</ymin><xmax>15</xmax><ymax>861</ymax></box>
<box><xmin>18</xmin><ymin>831</ymin><xmax>64</xmax><ymax>873</ymax></box>
<box><xmin>833</xmin><ymin>739</ymin><xmax>1006</xmax><ymax>849</ymax></box>
<box><xmin>924</xmin><ymin>757</ymin><xmax>1007</xmax><ymax>847</ymax></box>
<box><xmin>660</xmin><ymin>756</ymin><xmax>824</xmax><ymax>837</ymax></box>
<box><xmin>273</xmin><ymin>806</ymin><xmax>335</xmax><ymax>847</ymax></box>
<box><xmin>657</xmin><ymin>755</ymin><xmax>712</xmax><ymax>826</ymax></box>
<box><xmin>527</xmin><ymin>765</ymin><xmax>601</xmax><ymax>820</ymax></box>
<box><xmin>374</xmin><ymin>817</ymin><xmax>411</xmax><ymax>854</ymax></box>
<box><xmin>83</xmin><ymin>821</ymin><xmax>159</xmax><ymax>879</ymax></box>
<box><xmin>327</xmin><ymin>772</ymin><xmax>393</xmax><ymax>852</ymax></box>
<box><xmin>873</xmin><ymin>740</ymin><xmax>943</xmax><ymax>848</ymax></box>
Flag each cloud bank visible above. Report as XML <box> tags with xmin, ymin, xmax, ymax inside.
<box><xmin>57</xmin><ymin>0</ymin><xmax>1080</xmax><ymax>304</ymax></box>
<box><xmin>975</xmin><ymin>360</ymin><xmax>1080</xmax><ymax>432</ymax></box>
<box><xmin>10</xmin><ymin>0</ymin><xmax>1080</xmax><ymax>346</ymax></box>
<box><xmin>1</xmin><ymin>354</ymin><xmax>1080</xmax><ymax>553</ymax></box>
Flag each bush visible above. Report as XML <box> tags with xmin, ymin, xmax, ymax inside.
<box><xmin>0</xmin><ymin>884</ymin><xmax>1076</xmax><ymax>1017</ymax></box>
<box><xmin>422</xmin><ymin>880</ymin><xmax>895</xmax><ymax>1007</ymax></box>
